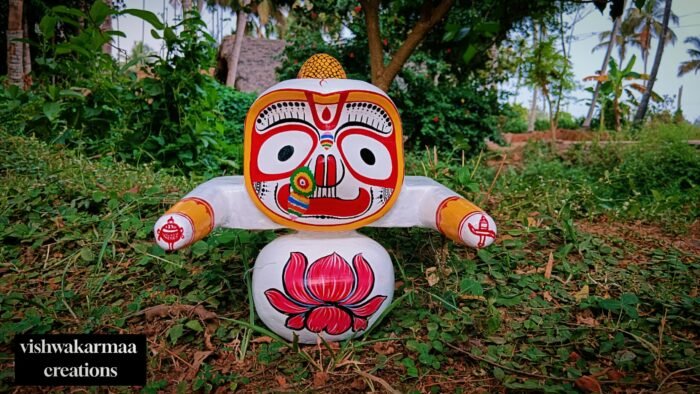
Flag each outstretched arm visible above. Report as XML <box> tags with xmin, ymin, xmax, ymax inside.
<box><xmin>370</xmin><ymin>176</ymin><xmax>497</xmax><ymax>248</ymax></box>
<box><xmin>153</xmin><ymin>176</ymin><xmax>282</xmax><ymax>251</ymax></box>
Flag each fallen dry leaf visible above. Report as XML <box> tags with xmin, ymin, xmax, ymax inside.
<box><xmin>373</xmin><ymin>341</ymin><xmax>396</xmax><ymax>355</ymax></box>
<box><xmin>275</xmin><ymin>375</ymin><xmax>288</xmax><ymax>389</ymax></box>
<box><xmin>121</xmin><ymin>185</ymin><xmax>140</xmax><ymax>196</ymax></box>
<box><xmin>313</xmin><ymin>371</ymin><xmax>329</xmax><ymax>387</ymax></box>
<box><xmin>142</xmin><ymin>304</ymin><xmax>218</xmax><ymax>321</ymax></box>
<box><xmin>573</xmin><ymin>285</ymin><xmax>590</xmax><ymax>302</ymax></box>
<box><xmin>543</xmin><ymin>291</ymin><xmax>553</xmax><ymax>302</ymax></box>
<box><xmin>527</xmin><ymin>216</ymin><xmax>540</xmax><ymax>228</ymax></box>
<box><xmin>606</xmin><ymin>369</ymin><xmax>626</xmax><ymax>381</ymax></box>
<box><xmin>544</xmin><ymin>252</ymin><xmax>554</xmax><ymax>279</ymax></box>
<box><xmin>576</xmin><ymin>312</ymin><xmax>599</xmax><ymax>327</ymax></box>
<box><xmin>184</xmin><ymin>350</ymin><xmax>213</xmax><ymax>380</ymax></box>
<box><xmin>350</xmin><ymin>378</ymin><xmax>367</xmax><ymax>390</ymax></box>
<box><xmin>251</xmin><ymin>336</ymin><xmax>274</xmax><ymax>344</ymax></box>
<box><xmin>575</xmin><ymin>375</ymin><xmax>602</xmax><ymax>393</ymax></box>
<box><xmin>426</xmin><ymin>267</ymin><xmax>440</xmax><ymax>287</ymax></box>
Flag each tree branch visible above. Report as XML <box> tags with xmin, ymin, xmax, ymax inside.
<box><xmin>360</xmin><ymin>0</ymin><xmax>384</xmax><ymax>86</ymax></box>
<box><xmin>377</xmin><ymin>0</ymin><xmax>455</xmax><ymax>91</ymax></box>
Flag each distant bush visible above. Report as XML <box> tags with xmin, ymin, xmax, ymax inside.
<box><xmin>498</xmin><ymin>103</ymin><xmax>528</xmax><ymax>133</ymax></box>
<box><xmin>391</xmin><ymin>71</ymin><xmax>499</xmax><ymax>155</ymax></box>
<box><xmin>557</xmin><ymin>111</ymin><xmax>581</xmax><ymax>129</ymax></box>
<box><xmin>532</xmin><ymin>111</ymin><xmax>580</xmax><ymax>131</ymax></box>
<box><xmin>556</xmin><ymin>123</ymin><xmax>700</xmax><ymax>220</ymax></box>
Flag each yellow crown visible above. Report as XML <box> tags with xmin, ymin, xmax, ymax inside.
<box><xmin>297</xmin><ymin>53</ymin><xmax>347</xmax><ymax>79</ymax></box>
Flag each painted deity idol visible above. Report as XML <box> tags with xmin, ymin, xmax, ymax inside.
<box><xmin>154</xmin><ymin>54</ymin><xmax>497</xmax><ymax>343</ymax></box>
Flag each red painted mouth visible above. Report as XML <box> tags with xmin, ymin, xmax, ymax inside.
<box><xmin>277</xmin><ymin>185</ymin><xmax>371</xmax><ymax>218</ymax></box>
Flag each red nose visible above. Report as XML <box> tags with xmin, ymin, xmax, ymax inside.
<box><xmin>314</xmin><ymin>154</ymin><xmax>338</xmax><ymax>187</ymax></box>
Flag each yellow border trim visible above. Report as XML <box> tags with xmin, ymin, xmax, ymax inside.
<box><xmin>243</xmin><ymin>88</ymin><xmax>405</xmax><ymax>232</ymax></box>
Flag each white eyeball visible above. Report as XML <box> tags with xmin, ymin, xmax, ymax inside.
<box><xmin>340</xmin><ymin>134</ymin><xmax>392</xmax><ymax>180</ymax></box>
<box><xmin>257</xmin><ymin>131</ymin><xmax>314</xmax><ymax>175</ymax></box>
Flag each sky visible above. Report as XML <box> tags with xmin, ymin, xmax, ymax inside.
<box><xmin>117</xmin><ymin>0</ymin><xmax>700</xmax><ymax>122</ymax></box>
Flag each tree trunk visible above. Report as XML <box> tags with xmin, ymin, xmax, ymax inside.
<box><xmin>583</xmin><ymin>14</ymin><xmax>622</xmax><ymax>129</ymax></box>
<box><xmin>226</xmin><ymin>9</ymin><xmax>247</xmax><ymax>87</ymax></box>
<box><xmin>527</xmin><ymin>87</ymin><xmax>538</xmax><ymax>132</ymax></box>
<box><xmin>634</xmin><ymin>0</ymin><xmax>672</xmax><ymax>123</ymax></box>
<box><xmin>527</xmin><ymin>24</ymin><xmax>539</xmax><ymax>132</ymax></box>
<box><xmin>360</xmin><ymin>0</ymin><xmax>454</xmax><ymax>92</ymax></box>
<box><xmin>7</xmin><ymin>0</ymin><xmax>24</xmax><ymax>87</ymax></box>
<box><xmin>101</xmin><ymin>0</ymin><xmax>113</xmax><ymax>56</ymax></box>
<box><xmin>614</xmin><ymin>95</ymin><xmax>621</xmax><ymax>131</ymax></box>
<box><xmin>23</xmin><ymin>14</ymin><xmax>31</xmax><ymax>83</ymax></box>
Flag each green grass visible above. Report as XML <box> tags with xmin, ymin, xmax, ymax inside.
<box><xmin>1</xmin><ymin>129</ymin><xmax>699</xmax><ymax>392</ymax></box>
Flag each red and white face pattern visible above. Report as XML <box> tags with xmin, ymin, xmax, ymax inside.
<box><xmin>244</xmin><ymin>79</ymin><xmax>404</xmax><ymax>231</ymax></box>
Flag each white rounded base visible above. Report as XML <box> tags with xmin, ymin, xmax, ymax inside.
<box><xmin>252</xmin><ymin>231</ymin><xmax>394</xmax><ymax>343</ymax></box>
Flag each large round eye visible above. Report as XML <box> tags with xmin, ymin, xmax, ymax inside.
<box><xmin>340</xmin><ymin>134</ymin><xmax>392</xmax><ymax>180</ymax></box>
<box><xmin>257</xmin><ymin>131</ymin><xmax>314</xmax><ymax>175</ymax></box>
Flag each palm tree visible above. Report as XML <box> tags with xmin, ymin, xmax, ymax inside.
<box><xmin>585</xmin><ymin>55</ymin><xmax>658</xmax><ymax>131</ymax></box>
<box><xmin>7</xmin><ymin>0</ymin><xmax>25</xmax><ymax>87</ymax></box>
<box><xmin>678</xmin><ymin>36</ymin><xmax>700</xmax><ymax>76</ymax></box>
<box><xmin>625</xmin><ymin>0</ymin><xmax>678</xmax><ymax>75</ymax></box>
<box><xmin>634</xmin><ymin>0</ymin><xmax>672</xmax><ymax>122</ymax></box>
<box><xmin>584</xmin><ymin>4</ymin><xmax>624</xmax><ymax>129</ymax></box>
<box><xmin>593</xmin><ymin>18</ymin><xmax>637</xmax><ymax>65</ymax></box>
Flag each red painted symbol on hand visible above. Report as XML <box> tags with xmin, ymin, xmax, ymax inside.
<box><xmin>157</xmin><ymin>217</ymin><xmax>184</xmax><ymax>250</ymax></box>
<box><xmin>468</xmin><ymin>215</ymin><xmax>496</xmax><ymax>248</ymax></box>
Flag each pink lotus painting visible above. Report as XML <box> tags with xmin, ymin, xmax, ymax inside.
<box><xmin>265</xmin><ymin>252</ymin><xmax>387</xmax><ymax>335</ymax></box>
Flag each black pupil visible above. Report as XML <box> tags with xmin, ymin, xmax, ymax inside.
<box><xmin>360</xmin><ymin>148</ymin><xmax>375</xmax><ymax>165</ymax></box>
<box><xmin>278</xmin><ymin>145</ymin><xmax>294</xmax><ymax>162</ymax></box>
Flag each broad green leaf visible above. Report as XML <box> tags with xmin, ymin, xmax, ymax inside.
<box><xmin>493</xmin><ymin>366</ymin><xmax>506</xmax><ymax>381</ymax></box>
<box><xmin>164</xmin><ymin>27</ymin><xmax>177</xmax><ymax>42</ymax></box>
<box><xmin>168</xmin><ymin>324</ymin><xmax>184</xmax><ymax>344</ymax></box>
<box><xmin>39</xmin><ymin>16</ymin><xmax>58</xmax><ymax>39</ymax></box>
<box><xmin>460</xmin><ymin>279</ymin><xmax>484</xmax><ymax>296</ymax></box>
<box><xmin>59</xmin><ymin>89</ymin><xmax>86</xmax><ymax>99</ymax></box>
<box><xmin>80</xmin><ymin>247</ymin><xmax>95</xmax><ymax>262</ymax></box>
<box><xmin>42</xmin><ymin>102</ymin><xmax>62</xmax><ymax>122</ymax></box>
<box><xmin>191</xmin><ymin>241</ymin><xmax>208</xmax><ymax>257</ymax></box>
<box><xmin>462</xmin><ymin>45</ymin><xmax>478</xmax><ymax>64</ymax></box>
<box><xmin>120</xmin><ymin>9</ymin><xmax>165</xmax><ymax>30</ymax></box>
<box><xmin>495</xmin><ymin>295</ymin><xmax>522</xmax><ymax>307</ymax></box>
<box><xmin>89</xmin><ymin>0</ymin><xmax>113</xmax><ymax>24</ymax></box>
<box><xmin>621</xmin><ymin>293</ymin><xmax>639</xmax><ymax>305</ymax></box>
<box><xmin>185</xmin><ymin>320</ymin><xmax>204</xmax><ymax>332</ymax></box>
<box><xmin>52</xmin><ymin>5</ymin><xmax>87</xmax><ymax>19</ymax></box>
<box><xmin>105</xmin><ymin>30</ymin><xmax>127</xmax><ymax>38</ymax></box>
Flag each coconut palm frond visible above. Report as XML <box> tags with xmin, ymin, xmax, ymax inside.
<box><xmin>584</xmin><ymin>74</ymin><xmax>608</xmax><ymax>82</ymax></box>
<box><xmin>678</xmin><ymin>60</ymin><xmax>700</xmax><ymax>76</ymax></box>
<box><xmin>678</xmin><ymin>36</ymin><xmax>700</xmax><ymax>77</ymax></box>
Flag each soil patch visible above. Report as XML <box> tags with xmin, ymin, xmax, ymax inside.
<box><xmin>576</xmin><ymin>217</ymin><xmax>700</xmax><ymax>256</ymax></box>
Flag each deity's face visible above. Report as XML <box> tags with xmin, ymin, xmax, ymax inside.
<box><xmin>243</xmin><ymin>79</ymin><xmax>404</xmax><ymax>231</ymax></box>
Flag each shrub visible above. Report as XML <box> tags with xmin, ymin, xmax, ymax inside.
<box><xmin>0</xmin><ymin>2</ymin><xmax>257</xmax><ymax>176</ymax></box>
<box><xmin>498</xmin><ymin>103</ymin><xmax>528</xmax><ymax>133</ymax></box>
